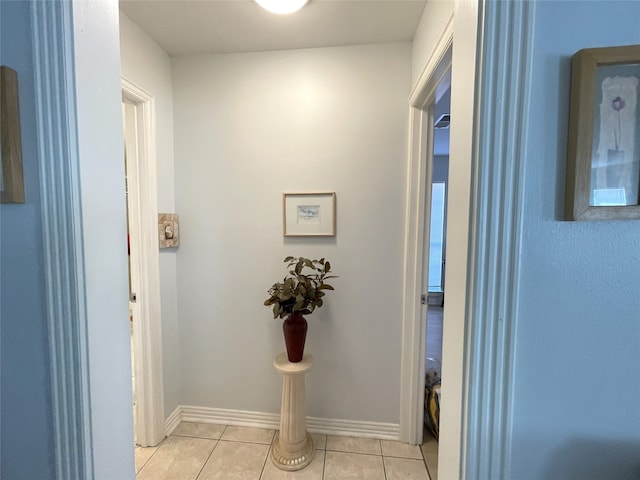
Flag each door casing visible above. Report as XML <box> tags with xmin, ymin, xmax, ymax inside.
<box><xmin>122</xmin><ymin>78</ymin><xmax>165</xmax><ymax>447</ymax></box>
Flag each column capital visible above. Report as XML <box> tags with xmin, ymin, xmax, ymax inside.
<box><xmin>273</xmin><ymin>352</ymin><xmax>313</xmax><ymax>374</ymax></box>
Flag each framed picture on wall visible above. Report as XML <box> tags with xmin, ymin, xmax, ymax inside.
<box><xmin>566</xmin><ymin>44</ymin><xmax>640</xmax><ymax>220</ymax></box>
<box><xmin>1</xmin><ymin>66</ymin><xmax>25</xmax><ymax>203</ymax></box>
<box><xmin>283</xmin><ymin>192</ymin><xmax>336</xmax><ymax>236</ymax></box>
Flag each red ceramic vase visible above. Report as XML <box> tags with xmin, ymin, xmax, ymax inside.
<box><xmin>282</xmin><ymin>313</ymin><xmax>307</xmax><ymax>362</ymax></box>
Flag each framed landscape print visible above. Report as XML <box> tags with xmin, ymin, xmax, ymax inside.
<box><xmin>283</xmin><ymin>192</ymin><xmax>336</xmax><ymax>237</ymax></box>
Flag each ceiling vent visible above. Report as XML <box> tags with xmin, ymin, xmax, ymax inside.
<box><xmin>434</xmin><ymin>113</ymin><xmax>450</xmax><ymax>129</ymax></box>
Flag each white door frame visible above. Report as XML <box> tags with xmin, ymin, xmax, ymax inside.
<box><xmin>399</xmin><ymin>26</ymin><xmax>452</xmax><ymax>446</ymax></box>
<box><xmin>399</xmin><ymin>12</ymin><xmax>453</xmax><ymax>443</ymax></box>
<box><xmin>461</xmin><ymin>2</ymin><xmax>534</xmax><ymax>478</ymax></box>
<box><xmin>400</xmin><ymin>1</ymin><xmax>533</xmax><ymax>478</ymax></box>
<box><xmin>32</xmin><ymin>2</ymin><xmax>93</xmax><ymax>477</ymax></box>
<box><xmin>399</xmin><ymin>3</ymin><xmax>478</xmax><ymax>478</ymax></box>
<box><xmin>122</xmin><ymin>78</ymin><xmax>165</xmax><ymax>447</ymax></box>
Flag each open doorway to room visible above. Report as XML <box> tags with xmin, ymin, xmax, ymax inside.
<box><xmin>421</xmin><ymin>78</ymin><xmax>451</xmax><ymax>480</ymax></box>
<box><xmin>122</xmin><ymin>101</ymin><xmax>141</xmax><ymax>443</ymax></box>
<box><xmin>121</xmin><ymin>80</ymin><xmax>166</xmax><ymax>449</ymax></box>
<box><xmin>122</xmin><ymin>98</ymin><xmax>143</xmax><ymax>446</ymax></box>
<box><xmin>122</xmin><ymin>102</ymin><xmax>135</xmax><ymax>437</ymax></box>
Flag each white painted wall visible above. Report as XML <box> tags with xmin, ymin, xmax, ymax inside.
<box><xmin>411</xmin><ymin>0</ymin><xmax>454</xmax><ymax>88</ymax></box>
<box><xmin>73</xmin><ymin>1</ymin><xmax>134</xmax><ymax>477</ymax></box>
<box><xmin>119</xmin><ymin>11</ymin><xmax>180</xmax><ymax>419</ymax></box>
<box><xmin>172</xmin><ymin>43</ymin><xmax>411</xmax><ymax>424</ymax></box>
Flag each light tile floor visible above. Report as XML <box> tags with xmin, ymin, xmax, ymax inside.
<box><xmin>136</xmin><ymin>422</ymin><xmax>432</xmax><ymax>480</ymax></box>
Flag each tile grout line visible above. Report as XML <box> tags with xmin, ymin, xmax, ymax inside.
<box><xmin>194</xmin><ymin>425</ymin><xmax>228</xmax><ymax>480</ymax></box>
<box><xmin>381</xmin><ymin>454</ymin><xmax>430</xmax><ymax>460</ymax></box>
<box><xmin>135</xmin><ymin>435</ymin><xmax>173</xmax><ymax>478</ymax></box>
<box><xmin>324</xmin><ymin>449</ymin><xmax>382</xmax><ymax>457</ymax></box>
<box><xmin>134</xmin><ymin>444</ymin><xmax>159</xmax><ymax>478</ymax></box>
<box><xmin>193</xmin><ymin>439</ymin><xmax>218</xmax><ymax>480</ymax></box>
<box><xmin>381</xmin><ymin>457</ymin><xmax>388</xmax><ymax>480</ymax></box>
<box><xmin>321</xmin><ymin>445</ymin><xmax>327</xmax><ymax>480</ymax></box>
<box><xmin>257</xmin><ymin>431</ymin><xmax>275</xmax><ymax>479</ymax></box>
<box><xmin>420</xmin><ymin>435</ymin><xmax>434</xmax><ymax>480</ymax></box>
<box><xmin>378</xmin><ymin>440</ymin><xmax>388</xmax><ymax>480</ymax></box>
<box><xmin>177</xmin><ymin>434</ymin><xmax>274</xmax><ymax>446</ymax></box>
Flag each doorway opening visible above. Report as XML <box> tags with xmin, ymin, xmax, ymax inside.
<box><xmin>422</xmin><ymin>78</ymin><xmax>451</xmax><ymax>479</ymax></box>
<box><xmin>122</xmin><ymin>79</ymin><xmax>165</xmax><ymax>448</ymax></box>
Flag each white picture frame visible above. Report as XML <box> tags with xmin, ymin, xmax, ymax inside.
<box><xmin>283</xmin><ymin>192</ymin><xmax>336</xmax><ymax>237</ymax></box>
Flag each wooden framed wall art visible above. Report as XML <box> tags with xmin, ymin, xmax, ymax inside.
<box><xmin>566</xmin><ymin>45</ymin><xmax>640</xmax><ymax>220</ymax></box>
<box><xmin>283</xmin><ymin>192</ymin><xmax>336</xmax><ymax>236</ymax></box>
<box><xmin>1</xmin><ymin>66</ymin><xmax>25</xmax><ymax>203</ymax></box>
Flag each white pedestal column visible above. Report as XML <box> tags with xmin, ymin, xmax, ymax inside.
<box><xmin>271</xmin><ymin>352</ymin><xmax>314</xmax><ymax>471</ymax></box>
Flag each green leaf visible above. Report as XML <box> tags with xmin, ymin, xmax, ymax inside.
<box><xmin>266</xmin><ymin>256</ymin><xmax>336</xmax><ymax>313</ymax></box>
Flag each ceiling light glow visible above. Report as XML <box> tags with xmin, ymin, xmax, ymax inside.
<box><xmin>255</xmin><ymin>0</ymin><xmax>309</xmax><ymax>14</ymax></box>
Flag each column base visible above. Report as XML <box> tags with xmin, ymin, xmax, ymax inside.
<box><xmin>270</xmin><ymin>432</ymin><xmax>315</xmax><ymax>471</ymax></box>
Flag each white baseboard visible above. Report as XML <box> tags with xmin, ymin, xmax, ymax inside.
<box><xmin>164</xmin><ymin>405</ymin><xmax>400</xmax><ymax>441</ymax></box>
<box><xmin>164</xmin><ymin>406</ymin><xmax>182</xmax><ymax>436</ymax></box>
<box><xmin>307</xmin><ymin>416</ymin><xmax>399</xmax><ymax>440</ymax></box>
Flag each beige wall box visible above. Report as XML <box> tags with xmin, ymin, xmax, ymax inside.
<box><xmin>158</xmin><ymin>213</ymin><xmax>179</xmax><ymax>248</ymax></box>
<box><xmin>1</xmin><ymin>66</ymin><xmax>25</xmax><ymax>203</ymax></box>
<box><xmin>283</xmin><ymin>192</ymin><xmax>336</xmax><ymax>237</ymax></box>
<box><xmin>566</xmin><ymin>44</ymin><xmax>640</xmax><ymax>220</ymax></box>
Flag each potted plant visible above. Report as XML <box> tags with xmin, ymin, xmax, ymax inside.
<box><xmin>264</xmin><ymin>256</ymin><xmax>337</xmax><ymax>362</ymax></box>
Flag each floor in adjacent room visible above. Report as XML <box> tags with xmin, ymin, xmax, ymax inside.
<box><xmin>423</xmin><ymin>304</ymin><xmax>443</xmax><ymax>480</ymax></box>
<box><xmin>135</xmin><ymin>422</ymin><xmax>437</xmax><ymax>480</ymax></box>
<box><xmin>425</xmin><ymin>305</ymin><xmax>443</xmax><ymax>366</ymax></box>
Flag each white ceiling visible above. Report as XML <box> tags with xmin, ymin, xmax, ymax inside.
<box><xmin>119</xmin><ymin>0</ymin><xmax>427</xmax><ymax>56</ymax></box>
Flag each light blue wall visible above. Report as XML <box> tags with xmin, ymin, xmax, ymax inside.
<box><xmin>0</xmin><ymin>1</ymin><xmax>54</xmax><ymax>478</ymax></box>
<box><xmin>510</xmin><ymin>2</ymin><xmax>640</xmax><ymax>478</ymax></box>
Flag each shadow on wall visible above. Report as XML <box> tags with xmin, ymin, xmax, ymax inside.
<box><xmin>544</xmin><ymin>436</ymin><xmax>640</xmax><ymax>479</ymax></box>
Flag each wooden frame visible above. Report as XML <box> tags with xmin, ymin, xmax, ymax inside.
<box><xmin>283</xmin><ymin>192</ymin><xmax>336</xmax><ymax>237</ymax></box>
<box><xmin>1</xmin><ymin>66</ymin><xmax>25</xmax><ymax>203</ymax></box>
<box><xmin>566</xmin><ymin>45</ymin><xmax>640</xmax><ymax>220</ymax></box>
